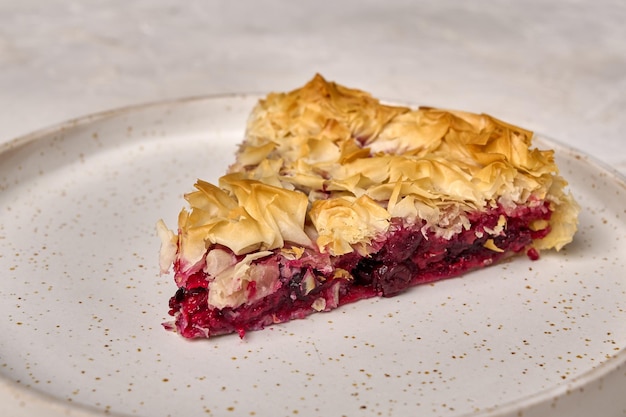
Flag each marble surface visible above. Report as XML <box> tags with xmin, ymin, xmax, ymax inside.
<box><xmin>1</xmin><ymin>0</ymin><xmax>625</xmax><ymax>175</ymax></box>
<box><xmin>0</xmin><ymin>1</ymin><xmax>624</xmax><ymax>416</ymax></box>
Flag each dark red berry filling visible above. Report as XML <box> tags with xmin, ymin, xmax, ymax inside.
<box><xmin>167</xmin><ymin>202</ymin><xmax>552</xmax><ymax>338</ymax></box>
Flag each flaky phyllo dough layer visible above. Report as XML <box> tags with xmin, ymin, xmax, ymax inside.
<box><xmin>158</xmin><ymin>74</ymin><xmax>579</xmax><ymax>274</ymax></box>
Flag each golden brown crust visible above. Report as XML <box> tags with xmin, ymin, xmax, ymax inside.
<box><xmin>160</xmin><ymin>75</ymin><xmax>579</xmax><ymax>271</ymax></box>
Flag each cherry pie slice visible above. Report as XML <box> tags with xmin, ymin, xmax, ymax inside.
<box><xmin>157</xmin><ymin>75</ymin><xmax>579</xmax><ymax>339</ymax></box>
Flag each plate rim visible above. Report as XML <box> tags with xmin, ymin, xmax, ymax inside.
<box><xmin>0</xmin><ymin>92</ymin><xmax>257</xmax><ymax>156</ymax></box>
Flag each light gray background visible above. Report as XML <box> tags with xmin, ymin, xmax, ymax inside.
<box><xmin>0</xmin><ymin>0</ymin><xmax>624</xmax><ymax>175</ymax></box>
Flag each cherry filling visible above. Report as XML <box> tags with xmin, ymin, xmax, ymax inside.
<box><xmin>167</xmin><ymin>202</ymin><xmax>552</xmax><ymax>338</ymax></box>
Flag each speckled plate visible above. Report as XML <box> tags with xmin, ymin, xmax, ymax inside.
<box><xmin>0</xmin><ymin>96</ymin><xmax>625</xmax><ymax>417</ymax></box>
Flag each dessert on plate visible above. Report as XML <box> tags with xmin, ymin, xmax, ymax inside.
<box><xmin>157</xmin><ymin>74</ymin><xmax>579</xmax><ymax>339</ymax></box>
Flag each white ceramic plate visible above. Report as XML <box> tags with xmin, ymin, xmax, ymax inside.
<box><xmin>0</xmin><ymin>96</ymin><xmax>625</xmax><ymax>417</ymax></box>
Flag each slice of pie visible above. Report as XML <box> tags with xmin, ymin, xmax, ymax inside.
<box><xmin>157</xmin><ymin>74</ymin><xmax>579</xmax><ymax>339</ymax></box>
